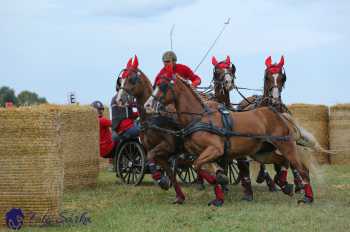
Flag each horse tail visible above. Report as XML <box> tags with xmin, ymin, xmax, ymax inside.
<box><xmin>281</xmin><ymin>113</ymin><xmax>335</xmax><ymax>155</ymax></box>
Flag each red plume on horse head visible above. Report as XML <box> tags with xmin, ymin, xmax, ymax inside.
<box><xmin>265</xmin><ymin>55</ymin><xmax>285</xmax><ymax>73</ymax></box>
<box><xmin>212</xmin><ymin>55</ymin><xmax>231</xmax><ymax>68</ymax></box>
<box><xmin>265</xmin><ymin>56</ymin><xmax>285</xmax><ymax>68</ymax></box>
<box><xmin>225</xmin><ymin>56</ymin><xmax>231</xmax><ymax>65</ymax></box>
<box><xmin>132</xmin><ymin>55</ymin><xmax>139</xmax><ymax>69</ymax></box>
<box><xmin>212</xmin><ymin>56</ymin><xmax>219</xmax><ymax>66</ymax></box>
<box><xmin>121</xmin><ymin>57</ymin><xmax>133</xmax><ymax>78</ymax></box>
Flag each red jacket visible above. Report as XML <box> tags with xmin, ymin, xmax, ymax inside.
<box><xmin>155</xmin><ymin>63</ymin><xmax>201</xmax><ymax>87</ymax></box>
<box><xmin>99</xmin><ymin>116</ymin><xmax>115</xmax><ymax>158</ymax></box>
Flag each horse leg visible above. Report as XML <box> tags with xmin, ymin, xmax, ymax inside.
<box><xmin>256</xmin><ymin>163</ymin><xmax>277</xmax><ymax>192</ymax></box>
<box><xmin>275</xmin><ymin>141</ymin><xmax>313</xmax><ymax>203</ymax></box>
<box><xmin>155</xmin><ymin>156</ymin><xmax>186</xmax><ymax>204</ymax></box>
<box><xmin>267</xmin><ymin>153</ymin><xmax>294</xmax><ymax>196</ymax></box>
<box><xmin>193</xmin><ymin>146</ymin><xmax>225</xmax><ymax>207</ymax></box>
<box><xmin>147</xmin><ymin>141</ymin><xmax>173</xmax><ymax>190</ymax></box>
<box><xmin>291</xmin><ymin>164</ymin><xmax>305</xmax><ymax>194</ymax></box>
<box><xmin>237</xmin><ymin>158</ymin><xmax>253</xmax><ymax>201</ymax></box>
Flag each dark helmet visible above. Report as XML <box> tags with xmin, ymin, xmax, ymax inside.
<box><xmin>91</xmin><ymin>100</ymin><xmax>104</xmax><ymax>110</ymax></box>
<box><xmin>162</xmin><ymin>51</ymin><xmax>177</xmax><ymax>62</ymax></box>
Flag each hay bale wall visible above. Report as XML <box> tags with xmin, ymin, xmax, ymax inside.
<box><xmin>59</xmin><ymin>105</ymin><xmax>99</xmax><ymax>190</ymax></box>
<box><xmin>288</xmin><ymin>104</ymin><xmax>329</xmax><ymax>164</ymax></box>
<box><xmin>329</xmin><ymin>104</ymin><xmax>350</xmax><ymax>164</ymax></box>
<box><xmin>0</xmin><ymin>106</ymin><xmax>63</xmax><ymax>226</ymax></box>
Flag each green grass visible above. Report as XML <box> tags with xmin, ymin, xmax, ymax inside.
<box><xmin>2</xmin><ymin>165</ymin><xmax>350</xmax><ymax>232</ymax></box>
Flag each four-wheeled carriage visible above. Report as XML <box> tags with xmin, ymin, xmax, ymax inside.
<box><xmin>112</xmin><ymin>136</ymin><xmax>240</xmax><ymax>186</ymax></box>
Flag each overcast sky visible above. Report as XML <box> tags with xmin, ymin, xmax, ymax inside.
<box><xmin>1</xmin><ymin>0</ymin><xmax>349</xmax><ymax>105</ymax></box>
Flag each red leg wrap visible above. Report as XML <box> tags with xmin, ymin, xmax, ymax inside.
<box><xmin>215</xmin><ymin>184</ymin><xmax>224</xmax><ymax>201</ymax></box>
<box><xmin>175</xmin><ymin>184</ymin><xmax>185</xmax><ymax>200</ymax></box>
<box><xmin>198</xmin><ymin>170</ymin><xmax>217</xmax><ymax>185</ymax></box>
<box><xmin>304</xmin><ymin>184</ymin><xmax>313</xmax><ymax>198</ymax></box>
<box><xmin>279</xmin><ymin>170</ymin><xmax>288</xmax><ymax>184</ymax></box>
<box><xmin>152</xmin><ymin>171</ymin><xmax>161</xmax><ymax>181</ymax></box>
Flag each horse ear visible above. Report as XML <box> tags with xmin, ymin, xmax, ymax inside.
<box><xmin>226</xmin><ymin>56</ymin><xmax>231</xmax><ymax>65</ymax></box>
<box><xmin>212</xmin><ymin>56</ymin><xmax>218</xmax><ymax>66</ymax></box>
<box><xmin>265</xmin><ymin>56</ymin><xmax>272</xmax><ymax>68</ymax></box>
<box><xmin>126</xmin><ymin>58</ymin><xmax>132</xmax><ymax>68</ymax></box>
<box><xmin>278</xmin><ymin>56</ymin><xmax>284</xmax><ymax>67</ymax></box>
<box><xmin>132</xmin><ymin>55</ymin><xmax>139</xmax><ymax>68</ymax></box>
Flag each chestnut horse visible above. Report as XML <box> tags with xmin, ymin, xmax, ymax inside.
<box><xmin>115</xmin><ymin>56</ymin><xmax>187</xmax><ymax>204</ymax></box>
<box><xmin>144</xmin><ymin>67</ymin><xmax>314</xmax><ymax>206</ymax></box>
<box><xmin>211</xmin><ymin>55</ymin><xmax>295</xmax><ymax>196</ymax></box>
<box><xmin>237</xmin><ymin>56</ymin><xmax>325</xmax><ymax>193</ymax></box>
<box><xmin>115</xmin><ymin>56</ymin><xmax>223</xmax><ymax>203</ymax></box>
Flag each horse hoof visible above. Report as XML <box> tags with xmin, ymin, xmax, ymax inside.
<box><xmin>216</xmin><ymin>171</ymin><xmax>229</xmax><ymax>186</ymax></box>
<box><xmin>297</xmin><ymin>196</ymin><xmax>313</xmax><ymax>204</ymax></box>
<box><xmin>208</xmin><ymin>199</ymin><xmax>224</xmax><ymax>207</ymax></box>
<box><xmin>241</xmin><ymin>195</ymin><xmax>253</xmax><ymax>202</ymax></box>
<box><xmin>268</xmin><ymin>185</ymin><xmax>278</xmax><ymax>192</ymax></box>
<box><xmin>173</xmin><ymin>197</ymin><xmax>185</xmax><ymax>204</ymax></box>
<box><xmin>282</xmin><ymin>184</ymin><xmax>294</xmax><ymax>196</ymax></box>
<box><xmin>158</xmin><ymin>176</ymin><xmax>171</xmax><ymax>191</ymax></box>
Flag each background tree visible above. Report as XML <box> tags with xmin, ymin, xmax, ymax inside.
<box><xmin>0</xmin><ymin>86</ymin><xmax>18</xmax><ymax>106</ymax></box>
<box><xmin>17</xmin><ymin>90</ymin><xmax>47</xmax><ymax>106</ymax></box>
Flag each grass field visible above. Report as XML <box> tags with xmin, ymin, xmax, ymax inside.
<box><xmin>2</xmin><ymin>165</ymin><xmax>350</xmax><ymax>232</ymax></box>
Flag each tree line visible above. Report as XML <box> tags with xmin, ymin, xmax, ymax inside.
<box><xmin>0</xmin><ymin>86</ymin><xmax>48</xmax><ymax>107</ymax></box>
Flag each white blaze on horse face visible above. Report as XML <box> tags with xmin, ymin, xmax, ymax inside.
<box><xmin>144</xmin><ymin>86</ymin><xmax>159</xmax><ymax>113</ymax></box>
<box><xmin>271</xmin><ymin>73</ymin><xmax>280</xmax><ymax>100</ymax></box>
<box><xmin>116</xmin><ymin>78</ymin><xmax>126</xmax><ymax>104</ymax></box>
<box><xmin>224</xmin><ymin>69</ymin><xmax>234</xmax><ymax>91</ymax></box>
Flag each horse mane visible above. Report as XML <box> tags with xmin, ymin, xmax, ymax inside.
<box><xmin>175</xmin><ymin>75</ymin><xmax>208</xmax><ymax>105</ymax></box>
<box><xmin>138</xmin><ymin>69</ymin><xmax>152</xmax><ymax>90</ymax></box>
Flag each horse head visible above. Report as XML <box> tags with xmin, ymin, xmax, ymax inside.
<box><xmin>263</xmin><ymin>56</ymin><xmax>286</xmax><ymax>104</ymax></box>
<box><xmin>212</xmin><ymin>55</ymin><xmax>236</xmax><ymax>92</ymax></box>
<box><xmin>144</xmin><ymin>64</ymin><xmax>177</xmax><ymax>113</ymax></box>
<box><xmin>116</xmin><ymin>55</ymin><xmax>152</xmax><ymax>106</ymax></box>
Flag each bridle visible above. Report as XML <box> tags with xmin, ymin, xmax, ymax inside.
<box><xmin>263</xmin><ymin>67</ymin><xmax>287</xmax><ymax>106</ymax></box>
<box><xmin>213</xmin><ymin>63</ymin><xmax>236</xmax><ymax>93</ymax></box>
<box><xmin>116</xmin><ymin>68</ymin><xmax>142</xmax><ymax>105</ymax></box>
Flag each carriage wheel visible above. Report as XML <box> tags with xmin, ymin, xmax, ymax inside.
<box><xmin>116</xmin><ymin>141</ymin><xmax>146</xmax><ymax>186</ymax></box>
<box><xmin>176</xmin><ymin>165</ymin><xmax>198</xmax><ymax>184</ymax></box>
<box><xmin>225</xmin><ymin>160</ymin><xmax>240</xmax><ymax>185</ymax></box>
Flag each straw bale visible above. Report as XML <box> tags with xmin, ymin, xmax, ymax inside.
<box><xmin>0</xmin><ymin>106</ymin><xmax>63</xmax><ymax>226</ymax></box>
<box><xmin>329</xmin><ymin>104</ymin><xmax>350</xmax><ymax>164</ymax></box>
<box><xmin>58</xmin><ymin>105</ymin><xmax>99</xmax><ymax>190</ymax></box>
<box><xmin>288</xmin><ymin>104</ymin><xmax>329</xmax><ymax>164</ymax></box>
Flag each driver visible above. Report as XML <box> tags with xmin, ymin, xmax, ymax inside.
<box><xmin>154</xmin><ymin>51</ymin><xmax>201</xmax><ymax>88</ymax></box>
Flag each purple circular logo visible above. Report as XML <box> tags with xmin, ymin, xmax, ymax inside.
<box><xmin>5</xmin><ymin>208</ymin><xmax>24</xmax><ymax>230</ymax></box>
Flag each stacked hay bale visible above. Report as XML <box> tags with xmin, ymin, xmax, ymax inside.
<box><xmin>329</xmin><ymin>104</ymin><xmax>350</xmax><ymax>164</ymax></box>
<box><xmin>0</xmin><ymin>106</ymin><xmax>63</xmax><ymax>226</ymax></box>
<box><xmin>58</xmin><ymin>105</ymin><xmax>99</xmax><ymax>190</ymax></box>
<box><xmin>288</xmin><ymin>104</ymin><xmax>329</xmax><ymax>164</ymax></box>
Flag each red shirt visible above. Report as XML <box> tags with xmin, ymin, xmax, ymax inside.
<box><xmin>99</xmin><ymin>116</ymin><xmax>115</xmax><ymax>157</ymax></box>
<box><xmin>155</xmin><ymin>63</ymin><xmax>201</xmax><ymax>87</ymax></box>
